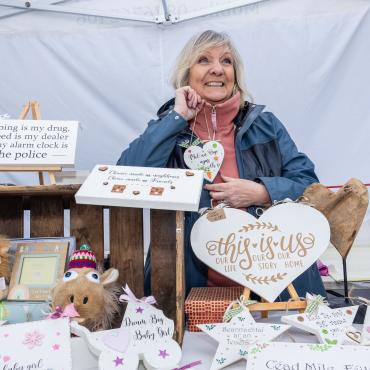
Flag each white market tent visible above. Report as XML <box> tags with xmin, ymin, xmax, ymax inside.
<box><xmin>0</xmin><ymin>0</ymin><xmax>369</xmax><ymax>245</ymax></box>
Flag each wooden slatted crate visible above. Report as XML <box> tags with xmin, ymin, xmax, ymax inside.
<box><xmin>0</xmin><ymin>184</ymin><xmax>185</xmax><ymax>342</ymax></box>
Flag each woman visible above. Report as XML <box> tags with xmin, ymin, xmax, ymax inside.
<box><xmin>117</xmin><ymin>30</ymin><xmax>326</xmax><ymax>299</ymax></box>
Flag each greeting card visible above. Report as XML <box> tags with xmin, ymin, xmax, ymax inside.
<box><xmin>0</xmin><ymin>318</ymin><xmax>71</xmax><ymax>370</ymax></box>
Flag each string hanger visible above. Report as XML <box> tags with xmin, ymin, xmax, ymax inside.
<box><xmin>189</xmin><ymin>105</ymin><xmax>219</xmax><ymax>146</ymax></box>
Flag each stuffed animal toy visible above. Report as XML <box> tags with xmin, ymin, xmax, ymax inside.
<box><xmin>52</xmin><ymin>244</ymin><xmax>120</xmax><ymax>331</ymax></box>
<box><xmin>0</xmin><ymin>236</ymin><xmax>10</xmax><ymax>301</ymax></box>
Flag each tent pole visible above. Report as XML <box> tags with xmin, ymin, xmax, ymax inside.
<box><xmin>161</xmin><ymin>0</ymin><xmax>170</xmax><ymax>22</ymax></box>
<box><xmin>169</xmin><ymin>0</ymin><xmax>267</xmax><ymax>23</ymax></box>
<box><xmin>0</xmin><ymin>0</ymin><xmax>158</xmax><ymax>23</ymax></box>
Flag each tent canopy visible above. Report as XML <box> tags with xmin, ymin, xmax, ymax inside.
<box><xmin>0</xmin><ymin>0</ymin><xmax>369</xmax><ymax>187</ymax></box>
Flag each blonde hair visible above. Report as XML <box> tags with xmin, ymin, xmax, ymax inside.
<box><xmin>170</xmin><ymin>30</ymin><xmax>251</xmax><ymax>107</ymax></box>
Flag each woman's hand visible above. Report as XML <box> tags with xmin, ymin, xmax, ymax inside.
<box><xmin>204</xmin><ymin>174</ymin><xmax>272</xmax><ymax>209</ymax></box>
<box><xmin>174</xmin><ymin>86</ymin><xmax>204</xmax><ymax>121</ymax></box>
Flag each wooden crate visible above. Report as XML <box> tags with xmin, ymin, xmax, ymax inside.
<box><xmin>0</xmin><ymin>184</ymin><xmax>185</xmax><ymax>342</ymax></box>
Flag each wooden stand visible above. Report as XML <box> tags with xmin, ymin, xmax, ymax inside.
<box><xmin>242</xmin><ymin>284</ymin><xmax>307</xmax><ymax>317</ymax></box>
<box><xmin>0</xmin><ymin>101</ymin><xmax>61</xmax><ymax>185</ymax></box>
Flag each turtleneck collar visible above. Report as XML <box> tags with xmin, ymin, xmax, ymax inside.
<box><xmin>192</xmin><ymin>91</ymin><xmax>241</xmax><ymax>138</ymax></box>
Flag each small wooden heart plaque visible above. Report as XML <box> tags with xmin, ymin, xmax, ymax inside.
<box><xmin>302</xmin><ymin>178</ymin><xmax>368</xmax><ymax>258</ymax></box>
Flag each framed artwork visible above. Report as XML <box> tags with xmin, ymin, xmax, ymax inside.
<box><xmin>7</xmin><ymin>238</ymin><xmax>73</xmax><ymax>301</ymax></box>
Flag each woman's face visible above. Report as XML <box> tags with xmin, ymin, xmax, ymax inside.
<box><xmin>189</xmin><ymin>46</ymin><xmax>235</xmax><ymax>105</ymax></box>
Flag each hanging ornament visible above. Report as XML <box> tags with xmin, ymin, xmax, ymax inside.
<box><xmin>184</xmin><ymin>140</ymin><xmax>224</xmax><ymax>182</ymax></box>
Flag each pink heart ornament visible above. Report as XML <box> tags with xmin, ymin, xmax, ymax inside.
<box><xmin>191</xmin><ymin>203</ymin><xmax>330</xmax><ymax>302</ymax></box>
<box><xmin>3</xmin><ymin>355</ymin><xmax>10</xmax><ymax>362</ymax></box>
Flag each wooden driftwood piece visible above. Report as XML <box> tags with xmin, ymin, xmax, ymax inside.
<box><xmin>302</xmin><ymin>178</ymin><xmax>369</xmax><ymax>258</ymax></box>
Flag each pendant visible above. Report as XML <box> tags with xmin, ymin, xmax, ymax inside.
<box><xmin>183</xmin><ymin>140</ymin><xmax>224</xmax><ymax>182</ymax></box>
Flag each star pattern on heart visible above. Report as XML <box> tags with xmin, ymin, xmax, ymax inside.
<box><xmin>281</xmin><ymin>294</ymin><xmax>359</xmax><ymax>345</ymax></box>
<box><xmin>198</xmin><ymin>309</ymin><xmax>290</xmax><ymax>370</ymax></box>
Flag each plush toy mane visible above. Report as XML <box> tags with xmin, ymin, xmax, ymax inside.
<box><xmin>84</xmin><ymin>282</ymin><xmax>121</xmax><ymax>331</ymax></box>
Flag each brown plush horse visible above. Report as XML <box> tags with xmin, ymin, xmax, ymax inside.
<box><xmin>52</xmin><ymin>245</ymin><xmax>120</xmax><ymax>331</ymax></box>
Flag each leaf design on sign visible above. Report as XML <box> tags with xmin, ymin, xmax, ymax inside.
<box><xmin>239</xmin><ymin>349</ymin><xmax>248</xmax><ymax>356</ymax></box>
<box><xmin>307</xmin><ymin>343</ymin><xmax>333</xmax><ymax>352</ymax></box>
<box><xmin>250</xmin><ymin>347</ymin><xmax>262</xmax><ymax>355</ymax></box>
<box><xmin>205</xmin><ymin>324</ymin><xmax>216</xmax><ymax>331</ymax></box>
<box><xmin>216</xmin><ymin>357</ymin><xmax>226</xmax><ymax>365</ymax></box>
<box><xmin>244</xmin><ymin>273</ymin><xmax>287</xmax><ymax>285</ymax></box>
<box><xmin>238</xmin><ymin>222</ymin><xmax>280</xmax><ymax>233</ymax></box>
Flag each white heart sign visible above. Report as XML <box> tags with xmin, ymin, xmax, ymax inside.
<box><xmin>190</xmin><ymin>203</ymin><xmax>330</xmax><ymax>302</ymax></box>
<box><xmin>184</xmin><ymin>141</ymin><xmax>224</xmax><ymax>182</ymax></box>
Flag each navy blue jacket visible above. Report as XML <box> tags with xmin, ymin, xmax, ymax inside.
<box><xmin>117</xmin><ymin>100</ymin><xmax>326</xmax><ymax>300</ymax></box>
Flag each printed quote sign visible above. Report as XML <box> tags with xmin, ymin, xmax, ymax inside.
<box><xmin>75</xmin><ymin>165</ymin><xmax>204</xmax><ymax>211</ymax></box>
<box><xmin>198</xmin><ymin>309</ymin><xmax>289</xmax><ymax>370</ymax></box>
<box><xmin>191</xmin><ymin>203</ymin><xmax>330</xmax><ymax>302</ymax></box>
<box><xmin>282</xmin><ymin>297</ymin><xmax>359</xmax><ymax>345</ymax></box>
<box><xmin>0</xmin><ymin>317</ymin><xmax>71</xmax><ymax>370</ymax></box>
<box><xmin>0</xmin><ymin>120</ymin><xmax>78</xmax><ymax>166</ymax></box>
<box><xmin>246</xmin><ymin>342</ymin><xmax>370</xmax><ymax>370</ymax></box>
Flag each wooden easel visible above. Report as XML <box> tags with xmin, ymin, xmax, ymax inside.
<box><xmin>0</xmin><ymin>101</ymin><xmax>61</xmax><ymax>185</ymax></box>
<box><xmin>241</xmin><ymin>284</ymin><xmax>306</xmax><ymax>318</ymax></box>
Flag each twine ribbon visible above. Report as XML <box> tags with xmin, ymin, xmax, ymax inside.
<box><xmin>119</xmin><ymin>284</ymin><xmax>156</xmax><ymax>306</ymax></box>
<box><xmin>305</xmin><ymin>294</ymin><xmax>329</xmax><ymax>319</ymax></box>
<box><xmin>223</xmin><ymin>295</ymin><xmax>257</xmax><ymax>322</ymax></box>
<box><xmin>348</xmin><ymin>295</ymin><xmax>370</xmax><ymax>306</ymax></box>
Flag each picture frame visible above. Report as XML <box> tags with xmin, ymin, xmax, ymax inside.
<box><xmin>7</xmin><ymin>237</ymin><xmax>75</xmax><ymax>301</ymax></box>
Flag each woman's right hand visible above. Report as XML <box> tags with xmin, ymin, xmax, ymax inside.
<box><xmin>173</xmin><ymin>86</ymin><xmax>204</xmax><ymax>121</ymax></box>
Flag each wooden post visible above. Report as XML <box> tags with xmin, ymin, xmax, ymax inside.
<box><xmin>175</xmin><ymin>211</ymin><xmax>185</xmax><ymax>344</ymax></box>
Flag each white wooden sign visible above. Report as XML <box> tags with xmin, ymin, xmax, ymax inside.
<box><xmin>71</xmin><ymin>298</ymin><xmax>182</xmax><ymax>369</ymax></box>
<box><xmin>198</xmin><ymin>309</ymin><xmax>289</xmax><ymax>370</ymax></box>
<box><xmin>281</xmin><ymin>296</ymin><xmax>359</xmax><ymax>345</ymax></box>
<box><xmin>191</xmin><ymin>203</ymin><xmax>330</xmax><ymax>302</ymax></box>
<box><xmin>0</xmin><ymin>119</ymin><xmax>78</xmax><ymax>167</ymax></box>
<box><xmin>75</xmin><ymin>165</ymin><xmax>204</xmax><ymax>211</ymax></box>
<box><xmin>246</xmin><ymin>342</ymin><xmax>370</xmax><ymax>370</ymax></box>
<box><xmin>0</xmin><ymin>317</ymin><xmax>72</xmax><ymax>370</ymax></box>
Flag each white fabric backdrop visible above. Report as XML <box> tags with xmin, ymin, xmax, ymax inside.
<box><xmin>0</xmin><ymin>0</ymin><xmax>369</xmax><ymax>240</ymax></box>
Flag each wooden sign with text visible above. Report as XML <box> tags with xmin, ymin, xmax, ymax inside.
<box><xmin>246</xmin><ymin>342</ymin><xmax>370</xmax><ymax>370</ymax></box>
<box><xmin>0</xmin><ymin>318</ymin><xmax>71</xmax><ymax>370</ymax></box>
<box><xmin>75</xmin><ymin>165</ymin><xmax>204</xmax><ymax>211</ymax></box>
<box><xmin>71</xmin><ymin>291</ymin><xmax>182</xmax><ymax>369</ymax></box>
<box><xmin>0</xmin><ymin>120</ymin><xmax>78</xmax><ymax>167</ymax></box>
<box><xmin>191</xmin><ymin>203</ymin><xmax>330</xmax><ymax>302</ymax></box>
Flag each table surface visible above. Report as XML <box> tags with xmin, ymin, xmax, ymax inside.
<box><xmin>70</xmin><ymin>315</ymin><xmax>336</xmax><ymax>370</ymax></box>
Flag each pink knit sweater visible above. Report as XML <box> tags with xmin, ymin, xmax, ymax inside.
<box><xmin>191</xmin><ymin>91</ymin><xmax>242</xmax><ymax>287</ymax></box>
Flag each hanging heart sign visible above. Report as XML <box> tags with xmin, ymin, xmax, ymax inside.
<box><xmin>191</xmin><ymin>203</ymin><xmax>330</xmax><ymax>302</ymax></box>
<box><xmin>184</xmin><ymin>141</ymin><xmax>224</xmax><ymax>182</ymax></box>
